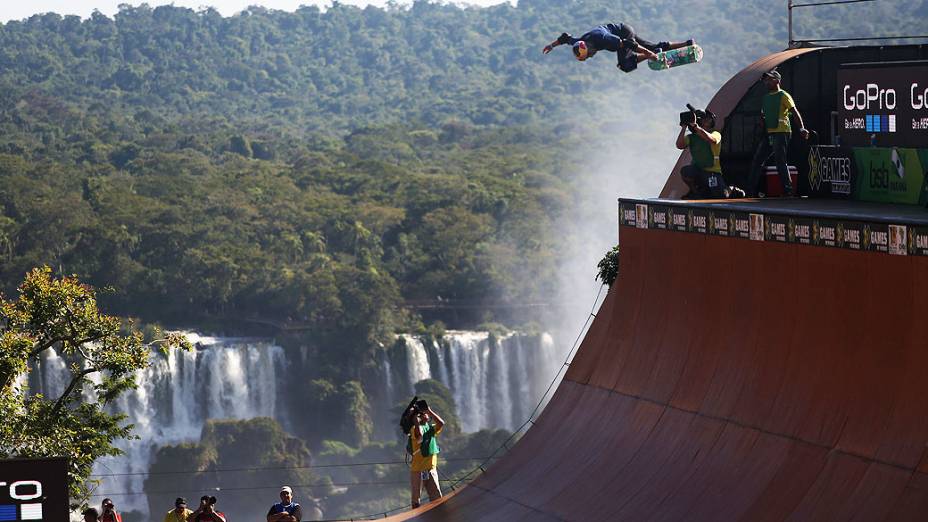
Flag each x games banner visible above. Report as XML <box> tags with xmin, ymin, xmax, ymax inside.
<box><xmin>619</xmin><ymin>201</ymin><xmax>921</xmax><ymax>257</ymax></box>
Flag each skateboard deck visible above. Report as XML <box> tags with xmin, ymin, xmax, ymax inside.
<box><xmin>648</xmin><ymin>44</ymin><xmax>703</xmax><ymax>71</ymax></box>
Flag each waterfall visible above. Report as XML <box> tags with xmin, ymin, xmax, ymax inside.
<box><xmin>403</xmin><ymin>335</ymin><xmax>432</xmax><ymax>393</ymax></box>
<box><xmin>394</xmin><ymin>331</ymin><xmax>563</xmax><ymax>433</ymax></box>
<box><xmin>26</xmin><ymin>333</ymin><xmax>285</xmax><ymax>519</ymax></box>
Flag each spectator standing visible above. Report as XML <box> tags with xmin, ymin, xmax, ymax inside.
<box><xmin>82</xmin><ymin>508</ymin><xmax>100</xmax><ymax>522</ymax></box>
<box><xmin>187</xmin><ymin>496</ymin><xmax>227</xmax><ymax>522</ymax></box>
<box><xmin>408</xmin><ymin>404</ymin><xmax>446</xmax><ymax>509</ymax></box>
<box><xmin>745</xmin><ymin>69</ymin><xmax>810</xmax><ymax>196</ymax></box>
<box><xmin>267</xmin><ymin>485</ymin><xmax>303</xmax><ymax>522</ymax></box>
<box><xmin>99</xmin><ymin>499</ymin><xmax>122</xmax><ymax>522</ymax></box>
<box><xmin>164</xmin><ymin>497</ymin><xmax>192</xmax><ymax>522</ymax></box>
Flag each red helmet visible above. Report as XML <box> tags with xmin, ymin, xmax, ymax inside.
<box><xmin>572</xmin><ymin>41</ymin><xmax>589</xmax><ymax>61</ymax></box>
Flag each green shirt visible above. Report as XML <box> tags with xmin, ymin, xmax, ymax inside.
<box><xmin>762</xmin><ymin>89</ymin><xmax>796</xmax><ymax>134</ymax></box>
<box><xmin>685</xmin><ymin>131</ymin><xmax>722</xmax><ymax>173</ymax></box>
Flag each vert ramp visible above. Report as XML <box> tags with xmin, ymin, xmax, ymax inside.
<box><xmin>389</xmin><ymin>199</ymin><xmax>928</xmax><ymax>521</ymax></box>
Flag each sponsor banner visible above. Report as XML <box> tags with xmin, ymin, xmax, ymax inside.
<box><xmin>669</xmin><ymin>206</ymin><xmax>689</xmax><ymax>232</ymax></box>
<box><xmin>837</xmin><ymin>64</ymin><xmax>928</xmax><ymax>148</ymax></box>
<box><xmin>635</xmin><ymin>204</ymin><xmax>649</xmax><ymax>229</ymax></box>
<box><xmin>709</xmin><ymin>211</ymin><xmax>732</xmax><ymax>237</ymax></box>
<box><xmin>889</xmin><ymin>225</ymin><xmax>907</xmax><ymax>255</ymax></box>
<box><xmin>765</xmin><ymin>214</ymin><xmax>789</xmax><ymax>242</ymax></box>
<box><xmin>0</xmin><ymin>458</ymin><xmax>69</xmax><ymax>522</ymax></box>
<box><xmin>813</xmin><ymin>219</ymin><xmax>841</xmax><ymax>248</ymax></box>
<box><xmin>749</xmin><ymin>213</ymin><xmax>764</xmax><ymax>241</ymax></box>
<box><xmin>620</xmin><ymin>202</ymin><xmax>637</xmax><ymax>227</ymax></box>
<box><xmin>688</xmin><ymin>208</ymin><xmax>709</xmax><ymax>234</ymax></box>
<box><xmin>648</xmin><ymin>205</ymin><xmax>671</xmax><ymax>230</ymax></box>
<box><xmin>789</xmin><ymin>217</ymin><xmax>814</xmax><ymax>245</ymax></box>
<box><xmin>806</xmin><ymin>145</ymin><xmax>855</xmax><ymax>198</ymax></box>
<box><xmin>840</xmin><ymin>221</ymin><xmax>865</xmax><ymax>250</ymax></box>
<box><xmin>852</xmin><ymin>147</ymin><xmax>927</xmax><ymax>205</ymax></box>
<box><xmin>864</xmin><ymin>222</ymin><xmax>890</xmax><ymax>253</ymax></box>
<box><xmin>731</xmin><ymin>212</ymin><xmax>751</xmax><ymax>239</ymax></box>
<box><xmin>907</xmin><ymin>225</ymin><xmax>928</xmax><ymax>255</ymax></box>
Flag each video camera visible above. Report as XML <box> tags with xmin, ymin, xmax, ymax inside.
<box><xmin>679</xmin><ymin>103</ymin><xmax>698</xmax><ymax>126</ymax></box>
<box><xmin>680</xmin><ymin>104</ymin><xmax>716</xmax><ymax>128</ymax></box>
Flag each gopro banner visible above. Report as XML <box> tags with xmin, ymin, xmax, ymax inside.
<box><xmin>838</xmin><ymin>64</ymin><xmax>928</xmax><ymax>148</ymax></box>
<box><xmin>0</xmin><ymin>458</ymin><xmax>68</xmax><ymax>521</ymax></box>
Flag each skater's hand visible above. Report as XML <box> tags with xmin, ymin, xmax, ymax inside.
<box><xmin>542</xmin><ymin>44</ymin><xmax>554</xmax><ymax>54</ymax></box>
<box><xmin>799</xmin><ymin>128</ymin><xmax>810</xmax><ymax>140</ymax></box>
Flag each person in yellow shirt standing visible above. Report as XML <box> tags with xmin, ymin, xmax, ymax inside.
<box><xmin>407</xmin><ymin>402</ymin><xmax>445</xmax><ymax>509</ymax></box>
<box><xmin>746</xmin><ymin>69</ymin><xmax>810</xmax><ymax>197</ymax></box>
<box><xmin>163</xmin><ymin>498</ymin><xmax>192</xmax><ymax>522</ymax></box>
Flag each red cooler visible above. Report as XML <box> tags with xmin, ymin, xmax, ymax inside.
<box><xmin>765</xmin><ymin>165</ymin><xmax>798</xmax><ymax>196</ymax></box>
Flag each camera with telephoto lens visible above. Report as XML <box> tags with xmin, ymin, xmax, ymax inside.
<box><xmin>208</xmin><ymin>496</ymin><xmax>217</xmax><ymax>505</ymax></box>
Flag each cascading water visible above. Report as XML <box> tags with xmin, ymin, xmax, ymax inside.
<box><xmin>393</xmin><ymin>331</ymin><xmax>562</xmax><ymax>433</ymax></box>
<box><xmin>27</xmin><ymin>333</ymin><xmax>285</xmax><ymax>520</ymax></box>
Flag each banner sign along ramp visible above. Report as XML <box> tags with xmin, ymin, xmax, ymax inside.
<box><xmin>0</xmin><ymin>458</ymin><xmax>68</xmax><ymax>522</ymax></box>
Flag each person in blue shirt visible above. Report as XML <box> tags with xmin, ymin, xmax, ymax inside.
<box><xmin>267</xmin><ymin>486</ymin><xmax>302</xmax><ymax>522</ymax></box>
<box><xmin>543</xmin><ymin>23</ymin><xmax>693</xmax><ymax>72</ymax></box>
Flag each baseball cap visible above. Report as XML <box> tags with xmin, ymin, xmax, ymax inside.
<box><xmin>280</xmin><ymin>486</ymin><xmax>293</xmax><ymax>494</ymax></box>
<box><xmin>175</xmin><ymin>497</ymin><xmax>187</xmax><ymax>506</ymax></box>
<box><xmin>762</xmin><ymin>69</ymin><xmax>782</xmax><ymax>80</ymax></box>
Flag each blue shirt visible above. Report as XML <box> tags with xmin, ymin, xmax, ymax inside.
<box><xmin>561</xmin><ymin>23</ymin><xmax>638</xmax><ymax>58</ymax></box>
<box><xmin>267</xmin><ymin>502</ymin><xmax>302</xmax><ymax>520</ymax></box>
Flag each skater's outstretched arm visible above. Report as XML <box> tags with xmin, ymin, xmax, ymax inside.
<box><xmin>543</xmin><ymin>32</ymin><xmax>576</xmax><ymax>54</ymax></box>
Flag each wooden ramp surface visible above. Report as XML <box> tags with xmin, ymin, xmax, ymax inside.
<box><xmin>389</xmin><ymin>220</ymin><xmax>928</xmax><ymax>521</ymax></box>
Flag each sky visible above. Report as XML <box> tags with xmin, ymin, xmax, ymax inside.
<box><xmin>1</xmin><ymin>0</ymin><xmax>511</xmax><ymax>23</ymax></box>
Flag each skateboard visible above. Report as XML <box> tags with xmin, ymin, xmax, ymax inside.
<box><xmin>648</xmin><ymin>44</ymin><xmax>703</xmax><ymax>71</ymax></box>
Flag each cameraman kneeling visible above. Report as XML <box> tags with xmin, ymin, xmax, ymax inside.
<box><xmin>406</xmin><ymin>401</ymin><xmax>445</xmax><ymax>509</ymax></box>
<box><xmin>676</xmin><ymin>108</ymin><xmax>728</xmax><ymax>199</ymax></box>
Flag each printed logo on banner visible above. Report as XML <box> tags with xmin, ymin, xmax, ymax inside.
<box><xmin>709</xmin><ymin>211</ymin><xmax>731</xmax><ymax>236</ymax></box>
<box><xmin>841</xmin><ymin>222</ymin><xmax>864</xmax><ymax>250</ymax></box>
<box><xmin>765</xmin><ymin>215</ymin><xmax>789</xmax><ymax>242</ymax></box>
<box><xmin>789</xmin><ymin>217</ymin><xmax>813</xmax><ymax>245</ymax></box>
<box><xmin>749</xmin><ymin>213</ymin><xmax>764</xmax><ymax>241</ymax></box>
<box><xmin>688</xmin><ymin>208</ymin><xmax>708</xmax><ymax>234</ymax></box>
<box><xmin>807</xmin><ymin>146</ymin><xmax>854</xmax><ymax>197</ymax></box>
<box><xmin>888</xmin><ymin>225</ymin><xmax>907</xmax><ymax>255</ymax></box>
<box><xmin>621</xmin><ymin>203</ymin><xmax>637</xmax><ymax>227</ymax></box>
<box><xmin>731</xmin><ymin>212</ymin><xmax>750</xmax><ymax>239</ymax></box>
<box><xmin>649</xmin><ymin>205</ymin><xmax>670</xmax><ymax>230</ymax></box>
<box><xmin>814</xmin><ymin>220</ymin><xmax>841</xmax><ymax>247</ymax></box>
<box><xmin>670</xmin><ymin>207</ymin><xmax>688</xmax><ymax>231</ymax></box>
<box><xmin>907</xmin><ymin>226</ymin><xmax>928</xmax><ymax>255</ymax></box>
<box><xmin>635</xmin><ymin>204</ymin><xmax>648</xmax><ymax>229</ymax></box>
<box><xmin>865</xmin><ymin>223</ymin><xmax>890</xmax><ymax>253</ymax></box>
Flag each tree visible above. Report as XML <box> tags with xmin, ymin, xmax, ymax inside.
<box><xmin>0</xmin><ymin>266</ymin><xmax>189</xmax><ymax>506</ymax></box>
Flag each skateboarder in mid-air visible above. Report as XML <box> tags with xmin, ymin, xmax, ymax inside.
<box><xmin>543</xmin><ymin>23</ymin><xmax>694</xmax><ymax>72</ymax></box>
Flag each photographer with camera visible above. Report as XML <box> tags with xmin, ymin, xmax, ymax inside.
<box><xmin>403</xmin><ymin>398</ymin><xmax>446</xmax><ymax>509</ymax></box>
<box><xmin>676</xmin><ymin>105</ymin><xmax>733</xmax><ymax>199</ymax></box>
<box><xmin>187</xmin><ymin>495</ymin><xmax>227</xmax><ymax>522</ymax></box>
<box><xmin>100</xmin><ymin>498</ymin><xmax>122</xmax><ymax>522</ymax></box>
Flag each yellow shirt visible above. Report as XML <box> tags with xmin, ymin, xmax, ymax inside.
<box><xmin>410</xmin><ymin>423</ymin><xmax>443</xmax><ymax>472</ymax></box>
<box><xmin>763</xmin><ymin>89</ymin><xmax>797</xmax><ymax>134</ymax></box>
<box><xmin>164</xmin><ymin>508</ymin><xmax>192</xmax><ymax>522</ymax></box>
